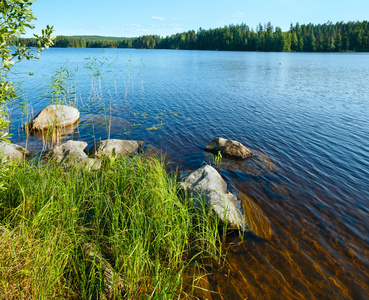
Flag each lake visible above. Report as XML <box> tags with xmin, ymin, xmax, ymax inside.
<box><xmin>8</xmin><ymin>48</ymin><xmax>369</xmax><ymax>299</ymax></box>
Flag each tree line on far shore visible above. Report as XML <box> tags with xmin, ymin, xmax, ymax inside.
<box><xmin>20</xmin><ymin>21</ymin><xmax>369</xmax><ymax>52</ymax></box>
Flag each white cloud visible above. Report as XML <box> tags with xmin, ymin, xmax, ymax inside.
<box><xmin>162</xmin><ymin>23</ymin><xmax>184</xmax><ymax>27</ymax></box>
<box><xmin>215</xmin><ymin>11</ymin><xmax>246</xmax><ymax>18</ymax></box>
<box><xmin>75</xmin><ymin>25</ymin><xmax>105</xmax><ymax>32</ymax></box>
<box><xmin>151</xmin><ymin>16</ymin><xmax>165</xmax><ymax>21</ymax></box>
<box><xmin>122</xmin><ymin>24</ymin><xmax>141</xmax><ymax>28</ymax></box>
<box><xmin>232</xmin><ymin>11</ymin><xmax>246</xmax><ymax>18</ymax></box>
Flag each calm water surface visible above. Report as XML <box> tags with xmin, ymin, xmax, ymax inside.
<box><xmin>9</xmin><ymin>49</ymin><xmax>369</xmax><ymax>299</ymax></box>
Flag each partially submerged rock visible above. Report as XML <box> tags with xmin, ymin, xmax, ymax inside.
<box><xmin>0</xmin><ymin>142</ymin><xmax>30</xmax><ymax>162</ymax></box>
<box><xmin>87</xmin><ymin>139</ymin><xmax>144</xmax><ymax>158</ymax></box>
<box><xmin>43</xmin><ymin>140</ymin><xmax>101</xmax><ymax>171</ymax></box>
<box><xmin>181</xmin><ymin>164</ymin><xmax>227</xmax><ymax>194</ymax></box>
<box><xmin>180</xmin><ymin>165</ymin><xmax>246</xmax><ymax>230</ymax></box>
<box><xmin>28</xmin><ymin>105</ymin><xmax>80</xmax><ymax>131</ymax></box>
<box><xmin>205</xmin><ymin>137</ymin><xmax>254</xmax><ymax>159</ymax></box>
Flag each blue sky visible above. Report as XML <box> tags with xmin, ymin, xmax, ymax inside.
<box><xmin>29</xmin><ymin>0</ymin><xmax>369</xmax><ymax>37</ymax></box>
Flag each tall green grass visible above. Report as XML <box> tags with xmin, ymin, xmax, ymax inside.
<box><xmin>0</xmin><ymin>155</ymin><xmax>224</xmax><ymax>299</ymax></box>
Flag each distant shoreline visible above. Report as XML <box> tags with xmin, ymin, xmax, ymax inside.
<box><xmin>20</xmin><ymin>20</ymin><xmax>369</xmax><ymax>53</ymax></box>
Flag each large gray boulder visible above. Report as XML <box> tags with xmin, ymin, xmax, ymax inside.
<box><xmin>43</xmin><ymin>140</ymin><xmax>100</xmax><ymax>171</ymax></box>
<box><xmin>0</xmin><ymin>142</ymin><xmax>30</xmax><ymax>162</ymax></box>
<box><xmin>205</xmin><ymin>137</ymin><xmax>254</xmax><ymax>159</ymax></box>
<box><xmin>180</xmin><ymin>165</ymin><xmax>246</xmax><ymax>230</ymax></box>
<box><xmin>28</xmin><ymin>105</ymin><xmax>80</xmax><ymax>131</ymax></box>
<box><xmin>87</xmin><ymin>139</ymin><xmax>144</xmax><ymax>158</ymax></box>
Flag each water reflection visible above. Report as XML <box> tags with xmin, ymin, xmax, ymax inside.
<box><xmin>29</xmin><ymin>122</ymin><xmax>79</xmax><ymax>141</ymax></box>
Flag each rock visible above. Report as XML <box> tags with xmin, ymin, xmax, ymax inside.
<box><xmin>205</xmin><ymin>137</ymin><xmax>254</xmax><ymax>159</ymax></box>
<box><xmin>0</xmin><ymin>142</ymin><xmax>30</xmax><ymax>161</ymax></box>
<box><xmin>180</xmin><ymin>165</ymin><xmax>246</xmax><ymax>230</ymax></box>
<box><xmin>181</xmin><ymin>164</ymin><xmax>227</xmax><ymax>194</ymax></box>
<box><xmin>28</xmin><ymin>105</ymin><xmax>80</xmax><ymax>131</ymax></box>
<box><xmin>87</xmin><ymin>139</ymin><xmax>144</xmax><ymax>158</ymax></box>
<box><xmin>43</xmin><ymin>140</ymin><xmax>88</xmax><ymax>162</ymax></box>
<box><xmin>43</xmin><ymin>140</ymin><xmax>101</xmax><ymax>171</ymax></box>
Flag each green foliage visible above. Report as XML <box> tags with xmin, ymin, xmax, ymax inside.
<box><xmin>0</xmin><ymin>0</ymin><xmax>55</xmax><ymax>73</ymax></box>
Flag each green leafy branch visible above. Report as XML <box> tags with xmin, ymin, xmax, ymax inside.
<box><xmin>0</xmin><ymin>0</ymin><xmax>55</xmax><ymax>105</ymax></box>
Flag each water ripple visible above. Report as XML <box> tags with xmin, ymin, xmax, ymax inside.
<box><xmin>8</xmin><ymin>49</ymin><xmax>369</xmax><ymax>299</ymax></box>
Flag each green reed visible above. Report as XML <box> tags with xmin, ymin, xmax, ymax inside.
<box><xmin>205</xmin><ymin>151</ymin><xmax>223</xmax><ymax>171</ymax></box>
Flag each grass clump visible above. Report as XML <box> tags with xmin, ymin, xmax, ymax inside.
<box><xmin>0</xmin><ymin>155</ymin><xmax>223</xmax><ymax>299</ymax></box>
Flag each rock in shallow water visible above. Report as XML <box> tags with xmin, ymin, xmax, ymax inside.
<box><xmin>87</xmin><ymin>139</ymin><xmax>144</xmax><ymax>158</ymax></box>
<box><xmin>205</xmin><ymin>137</ymin><xmax>254</xmax><ymax>159</ymax></box>
<box><xmin>28</xmin><ymin>105</ymin><xmax>80</xmax><ymax>131</ymax></box>
<box><xmin>180</xmin><ymin>165</ymin><xmax>246</xmax><ymax>230</ymax></box>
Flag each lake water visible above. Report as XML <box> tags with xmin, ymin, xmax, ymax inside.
<box><xmin>8</xmin><ymin>49</ymin><xmax>369</xmax><ymax>299</ymax></box>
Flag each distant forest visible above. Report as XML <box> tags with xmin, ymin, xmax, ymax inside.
<box><xmin>20</xmin><ymin>21</ymin><xmax>369</xmax><ymax>52</ymax></box>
